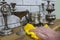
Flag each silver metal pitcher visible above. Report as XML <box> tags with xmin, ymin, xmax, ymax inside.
<box><xmin>26</xmin><ymin>12</ymin><xmax>40</xmax><ymax>25</ymax></box>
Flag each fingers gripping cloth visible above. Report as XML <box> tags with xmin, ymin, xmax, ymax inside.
<box><xmin>24</xmin><ymin>23</ymin><xmax>49</xmax><ymax>40</ymax></box>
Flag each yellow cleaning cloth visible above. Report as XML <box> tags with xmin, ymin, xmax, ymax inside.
<box><xmin>44</xmin><ymin>24</ymin><xmax>50</xmax><ymax>28</ymax></box>
<box><xmin>24</xmin><ymin>23</ymin><xmax>49</xmax><ymax>40</ymax></box>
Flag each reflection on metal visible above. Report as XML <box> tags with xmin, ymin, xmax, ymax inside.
<box><xmin>0</xmin><ymin>0</ymin><xmax>12</xmax><ymax>36</ymax></box>
<box><xmin>41</xmin><ymin>3</ymin><xmax>47</xmax><ymax>24</ymax></box>
<box><xmin>0</xmin><ymin>0</ymin><xmax>56</xmax><ymax>36</ymax></box>
<box><xmin>25</xmin><ymin>11</ymin><xmax>41</xmax><ymax>26</ymax></box>
<box><xmin>16</xmin><ymin>10</ymin><xmax>28</xmax><ymax>36</ymax></box>
<box><xmin>10</xmin><ymin>3</ymin><xmax>16</xmax><ymax>12</ymax></box>
<box><xmin>46</xmin><ymin>1</ymin><xmax>56</xmax><ymax>25</ymax></box>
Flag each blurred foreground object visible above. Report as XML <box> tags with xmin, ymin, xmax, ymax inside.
<box><xmin>24</xmin><ymin>23</ymin><xmax>50</xmax><ymax>40</ymax></box>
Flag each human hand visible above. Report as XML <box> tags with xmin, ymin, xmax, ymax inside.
<box><xmin>30</xmin><ymin>27</ymin><xmax>60</xmax><ymax>40</ymax></box>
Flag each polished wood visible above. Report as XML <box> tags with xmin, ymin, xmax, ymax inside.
<box><xmin>0</xmin><ymin>19</ymin><xmax>60</xmax><ymax>40</ymax></box>
<box><xmin>50</xmin><ymin>19</ymin><xmax>60</xmax><ymax>31</ymax></box>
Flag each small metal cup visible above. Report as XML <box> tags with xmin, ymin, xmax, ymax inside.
<box><xmin>30</xmin><ymin>12</ymin><xmax>40</xmax><ymax>25</ymax></box>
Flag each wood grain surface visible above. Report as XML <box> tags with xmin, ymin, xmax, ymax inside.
<box><xmin>0</xmin><ymin>19</ymin><xmax>60</xmax><ymax>40</ymax></box>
